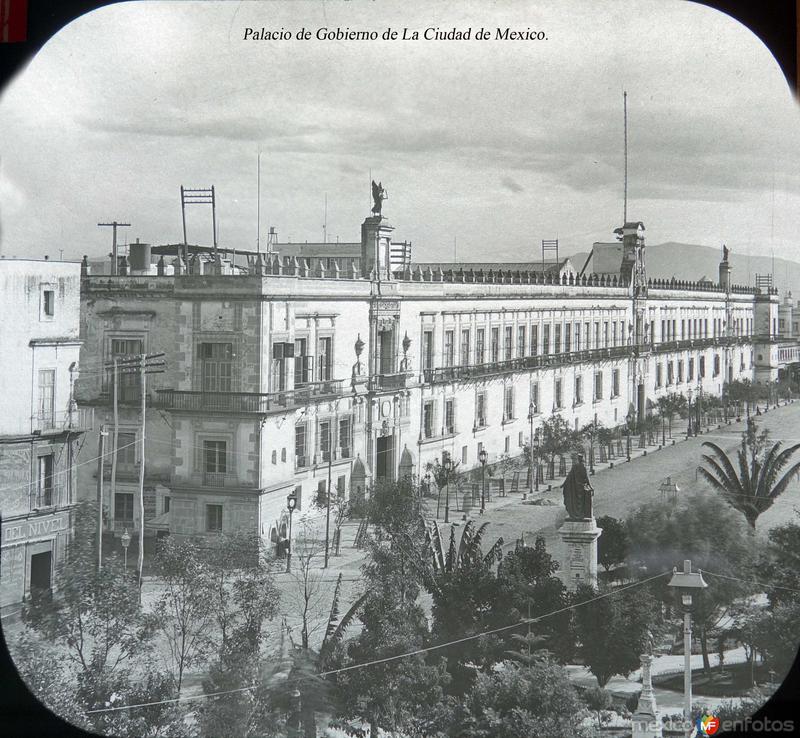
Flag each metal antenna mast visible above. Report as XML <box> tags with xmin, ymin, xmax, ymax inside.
<box><xmin>257</xmin><ymin>151</ymin><xmax>261</xmax><ymax>256</ymax></box>
<box><xmin>97</xmin><ymin>221</ymin><xmax>131</xmax><ymax>276</ymax></box>
<box><xmin>180</xmin><ymin>185</ymin><xmax>217</xmax><ymax>263</ymax></box>
<box><xmin>623</xmin><ymin>89</ymin><xmax>628</xmax><ymax>224</ymax></box>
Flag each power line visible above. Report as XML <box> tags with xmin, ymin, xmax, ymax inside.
<box><xmin>84</xmin><ymin>570</ymin><xmax>669</xmax><ymax>715</ymax></box>
<box><xmin>701</xmin><ymin>568</ymin><xmax>800</xmax><ymax>595</ymax></box>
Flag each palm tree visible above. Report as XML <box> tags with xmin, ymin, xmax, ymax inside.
<box><xmin>699</xmin><ymin>419</ymin><xmax>800</xmax><ymax>528</ymax></box>
<box><xmin>424</xmin><ymin>519</ymin><xmax>504</xmax><ymax>588</ymax></box>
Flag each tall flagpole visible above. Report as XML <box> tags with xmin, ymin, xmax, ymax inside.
<box><xmin>623</xmin><ymin>89</ymin><xmax>628</xmax><ymax>224</ymax></box>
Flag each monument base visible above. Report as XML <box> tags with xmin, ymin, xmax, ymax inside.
<box><xmin>558</xmin><ymin>517</ymin><xmax>602</xmax><ymax>592</ymax></box>
<box><xmin>631</xmin><ymin>653</ymin><xmax>662</xmax><ymax>737</ymax></box>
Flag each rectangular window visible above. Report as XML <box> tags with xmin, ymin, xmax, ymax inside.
<box><xmin>423</xmin><ymin>401</ymin><xmax>435</xmax><ymax>439</ymax></box>
<box><xmin>681</xmin><ymin>319</ymin><xmax>686</xmax><ymax>339</ymax></box>
<box><xmin>620</xmin><ymin>321</ymin><xmax>626</xmax><ymax>344</ymax></box>
<box><xmin>505</xmin><ymin>436</ymin><xmax>510</xmax><ymax>453</ymax></box>
<box><xmin>565</xmin><ymin>323</ymin><xmax>572</xmax><ymax>353</ymax></box>
<box><xmin>530</xmin><ymin>382</ymin><xmax>539</xmax><ymax>414</ymax></box>
<box><xmin>110</xmin><ymin>338</ymin><xmax>144</xmax><ymax>400</ymax></box>
<box><xmin>476</xmin><ymin>328</ymin><xmax>486</xmax><ymax>364</ymax></box>
<box><xmin>294</xmin><ymin>338</ymin><xmax>312</xmax><ymax>386</ymax></box>
<box><xmin>337</xmin><ymin>475</ymin><xmax>346</xmax><ymax>498</ymax></box>
<box><xmin>677</xmin><ymin>360</ymin><xmax>684</xmax><ymax>383</ymax></box>
<box><xmin>476</xmin><ymin>392</ymin><xmax>487</xmax><ymax>428</ymax></box>
<box><xmin>594</xmin><ymin>372</ymin><xmax>603</xmax><ymax>401</ymax></box>
<box><xmin>603</xmin><ymin>321</ymin><xmax>609</xmax><ymax>347</ymax></box>
<box><xmin>700</xmin><ymin>356</ymin><xmax>706</xmax><ymax>378</ymax></box>
<box><xmin>339</xmin><ymin>417</ymin><xmax>352</xmax><ymax>458</ymax></box>
<box><xmin>504</xmin><ymin>386</ymin><xmax>515</xmax><ymax>421</ymax></box>
<box><xmin>612</xmin><ymin>369</ymin><xmax>620</xmax><ymax>397</ymax></box>
<box><xmin>114</xmin><ymin>492</ymin><xmax>134</xmax><ymax>522</ymax></box>
<box><xmin>667</xmin><ymin>362</ymin><xmax>674</xmax><ymax>385</ymax></box>
<box><xmin>206</xmin><ymin>504</ymin><xmax>223</xmax><ymax>532</ymax></box>
<box><xmin>445</xmin><ymin>399</ymin><xmax>455</xmax><ymax>435</ymax></box>
<box><xmin>661</xmin><ymin>320</ymin><xmax>666</xmax><ymax>343</ymax></box>
<box><xmin>36</xmin><ymin>454</ymin><xmax>54</xmax><ymax>508</ymax></box>
<box><xmin>574</xmin><ymin>375</ymin><xmax>583</xmax><ymax>405</ymax></box>
<box><xmin>554</xmin><ymin>324</ymin><xmax>562</xmax><ymax>354</ymax></box>
<box><xmin>42</xmin><ymin>289</ymin><xmax>55</xmax><ymax>317</ymax></box>
<box><xmin>713</xmin><ymin>354</ymin><xmax>720</xmax><ymax>377</ymax></box>
<box><xmin>594</xmin><ymin>322</ymin><xmax>600</xmax><ymax>350</ymax></box>
<box><xmin>422</xmin><ymin>331</ymin><xmax>434</xmax><ymax>371</ymax></box>
<box><xmin>517</xmin><ymin>326</ymin><xmax>526</xmax><ymax>358</ymax></box>
<box><xmin>317</xmin><ymin>337</ymin><xmax>332</xmax><ymax>382</ymax></box>
<box><xmin>295</xmin><ymin>425</ymin><xmax>307</xmax><ymax>467</ymax></box>
<box><xmin>584</xmin><ymin>322</ymin><xmax>591</xmax><ymax>349</ymax></box>
<box><xmin>444</xmin><ymin>330</ymin><xmax>455</xmax><ymax>368</ymax></box>
<box><xmin>542</xmin><ymin>324</ymin><xmax>551</xmax><ymax>355</ymax></box>
<box><xmin>555</xmin><ymin>378</ymin><xmax>563</xmax><ymax>409</ymax></box>
<box><xmin>116</xmin><ymin>431</ymin><xmax>137</xmax><ymax>468</ymax></box>
<box><xmin>271</xmin><ymin>342</ymin><xmax>290</xmax><ymax>391</ymax></box>
<box><xmin>460</xmin><ymin>329</ymin><xmax>471</xmax><ymax>366</ymax></box>
<box><xmin>164</xmin><ymin>496</ymin><xmax>171</xmax><ymax>514</ymax></box>
<box><xmin>612</xmin><ymin>322</ymin><xmax>618</xmax><ymax>347</ymax></box>
<box><xmin>574</xmin><ymin>322</ymin><xmax>581</xmax><ymax>351</ymax></box>
<box><xmin>504</xmin><ymin>326</ymin><xmax>513</xmax><ymax>361</ymax></box>
<box><xmin>37</xmin><ymin>369</ymin><xmax>55</xmax><ymax>428</ymax></box>
<box><xmin>656</xmin><ymin>363</ymin><xmax>663</xmax><ymax>388</ymax></box>
<box><xmin>462</xmin><ymin>446</ymin><xmax>468</xmax><ymax>464</ymax></box>
<box><xmin>518</xmin><ymin>431</ymin><xmax>524</xmax><ymax>448</ymax></box>
<box><xmin>294</xmin><ymin>484</ymin><xmax>303</xmax><ymax>512</ymax></box>
<box><xmin>203</xmin><ymin>440</ymin><xmax>227</xmax><ymax>476</ymax></box>
<box><xmin>319</xmin><ymin>420</ymin><xmax>331</xmax><ymax>462</ymax></box>
<box><xmin>688</xmin><ymin>358</ymin><xmax>695</xmax><ymax>381</ymax></box>
<box><xmin>490</xmin><ymin>327</ymin><xmax>500</xmax><ymax>363</ymax></box>
<box><xmin>200</xmin><ymin>342</ymin><xmax>234</xmax><ymax>392</ymax></box>
<box><xmin>530</xmin><ymin>324</ymin><xmax>539</xmax><ymax>356</ymax></box>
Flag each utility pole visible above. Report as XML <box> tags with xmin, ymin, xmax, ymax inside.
<box><xmin>97</xmin><ymin>222</ymin><xmax>131</xmax><ymax>276</ymax></box>
<box><xmin>110</xmin><ymin>359</ymin><xmax>119</xmax><ymax>527</ymax></box>
<box><xmin>95</xmin><ymin>425</ymin><xmax>108</xmax><ymax>570</ymax></box>
<box><xmin>104</xmin><ymin>352</ymin><xmax>166</xmax><ymax>602</ymax></box>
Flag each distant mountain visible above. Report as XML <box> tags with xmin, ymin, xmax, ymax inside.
<box><xmin>570</xmin><ymin>242</ymin><xmax>800</xmax><ymax>297</ymax></box>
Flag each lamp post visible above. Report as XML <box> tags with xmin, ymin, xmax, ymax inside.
<box><xmin>625</xmin><ymin>412</ymin><xmax>633</xmax><ymax>462</ymax></box>
<box><xmin>120</xmin><ymin>527</ymin><xmax>131</xmax><ymax>572</ymax></box>
<box><xmin>667</xmin><ymin>559</ymin><xmax>708</xmax><ymax>728</ymax></box>
<box><xmin>534</xmin><ymin>428</ymin><xmax>541</xmax><ymax>492</ymax></box>
<box><xmin>695</xmin><ymin>378</ymin><xmax>702</xmax><ymax>432</ymax></box>
<box><xmin>478</xmin><ymin>448</ymin><xmax>487</xmax><ymax>513</ymax></box>
<box><xmin>527</xmin><ymin>401</ymin><xmax>537</xmax><ymax>495</ymax></box>
<box><xmin>443</xmin><ymin>455</ymin><xmax>453</xmax><ymax>524</ymax></box>
<box><xmin>686</xmin><ymin>389</ymin><xmax>694</xmax><ymax>437</ymax></box>
<box><xmin>285</xmin><ymin>492</ymin><xmax>297</xmax><ymax>573</ymax></box>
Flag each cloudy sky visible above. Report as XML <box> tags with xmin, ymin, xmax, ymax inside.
<box><xmin>1</xmin><ymin>0</ymin><xmax>799</xmax><ymax>263</ymax></box>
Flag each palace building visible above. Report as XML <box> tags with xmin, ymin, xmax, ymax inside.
<box><xmin>74</xmin><ymin>202</ymin><xmax>785</xmax><ymax>551</ymax></box>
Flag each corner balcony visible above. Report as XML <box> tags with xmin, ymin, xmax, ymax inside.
<box><xmin>156</xmin><ymin>379</ymin><xmax>346</xmax><ymax>415</ymax></box>
<box><xmin>30</xmin><ymin>408</ymin><xmax>94</xmax><ymax>436</ymax></box>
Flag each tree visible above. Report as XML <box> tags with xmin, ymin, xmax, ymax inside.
<box><xmin>540</xmin><ymin>413</ymin><xmax>580</xmax><ymax>477</ymax></box>
<box><xmin>699</xmin><ymin>419</ymin><xmax>800</xmax><ymax>528</ymax></box>
<box><xmin>726</xmin><ymin>378</ymin><xmax>757</xmax><ymax>417</ymax></box>
<box><xmin>422</xmin><ymin>520</ymin><xmax>505</xmax><ymax>694</ymax></box>
<box><xmin>583</xmin><ymin>685</ymin><xmax>614</xmax><ymax>729</ymax></box>
<box><xmin>596</xmin><ymin>516</ymin><xmax>629</xmax><ymax>573</ymax></box>
<box><xmin>577</xmin><ymin>418</ymin><xmax>604</xmax><ymax>470</ymax></box>
<box><xmin>656</xmin><ymin>393</ymin><xmax>688</xmax><ymax>437</ymax></box>
<box><xmin>450</xmin><ymin>657</ymin><xmax>591</xmax><ymax>738</ymax></box>
<box><xmin>625</xmin><ymin>493</ymin><xmax>760</xmax><ymax>672</ymax></box>
<box><xmin>572</xmin><ymin>583</ymin><xmax>658</xmax><ymax>687</ymax></box>
<box><xmin>496</xmin><ymin>537</ymin><xmax>575</xmax><ymax>662</ymax></box>
<box><xmin>760</xmin><ymin>521</ymin><xmax>800</xmax><ymax>606</ymax></box>
<box><xmin>148</xmin><ymin>535</ymin><xmax>217</xmax><ymax>693</ymax></box>
<box><xmin>23</xmin><ymin>501</ymin><xmax>151</xmax><ymax>684</ymax></box>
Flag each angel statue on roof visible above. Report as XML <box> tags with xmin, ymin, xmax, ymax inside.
<box><xmin>371</xmin><ymin>180</ymin><xmax>387</xmax><ymax>216</ymax></box>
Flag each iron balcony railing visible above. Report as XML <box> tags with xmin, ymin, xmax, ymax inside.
<box><xmin>156</xmin><ymin>379</ymin><xmax>345</xmax><ymax>414</ymax></box>
<box><xmin>31</xmin><ymin>407</ymin><xmax>94</xmax><ymax>435</ymax></box>
<box><xmin>423</xmin><ymin>345</ymin><xmax>631</xmax><ymax>385</ymax></box>
<box><xmin>370</xmin><ymin>372</ymin><xmax>410</xmax><ymax>391</ymax></box>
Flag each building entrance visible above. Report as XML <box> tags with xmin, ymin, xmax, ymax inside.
<box><xmin>29</xmin><ymin>551</ymin><xmax>52</xmax><ymax>595</ymax></box>
<box><xmin>376</xmin><ymin>435</ymin><xmax>394</xmax><ymax>481</ymax></box>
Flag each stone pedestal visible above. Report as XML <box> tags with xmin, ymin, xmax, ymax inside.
<box><xmin>558</xmin><ymin>517</ymin><xmax>602</xmax><ymax>591</ymax></box>
<box><xmin>632</xmin><ymin>653</ymin><xmax>662</xmax><ymax>737</ymax></box>
<box><xmin>361</xmin><ymin>215</ymin><xmax>394</xmax><ymax>280</ymax></box>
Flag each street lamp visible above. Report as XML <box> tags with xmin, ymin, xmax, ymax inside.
<box><xmin>443</xmin><ymin>455</ymin><xmax>453</xmax><ymax>523</ymax></box>
<box><xmin>533</xmin><ymin>427</ymin><xmax>541</xmax><ymax>492</ymax></box>
<box><xmin>120</xmin><ymin>528</ymin><xmax>131</xmax><ymax>572</ymax></box>
<box><xmin>625</xmin><ymin>412</ymin><xmax>633</xmax><ymax>462</ymax></box>
<box><xmin>527</xmin><ymin>401</ymin><xmax>537</xmax><ymax>495</ymax></box>
<box><xmin>667</xmin><ymin>560</ymin><xmax>708</xmax><ymax>726</ymax></box>
<box><xmin>478</xmin><ymin>448</ymin><xmax>488</xmax><ymax>513</ymax></box>
<box><xmin>286</xmin><ymin>492</ymin><xmax>297</xmax><ymax>573</ymax></box>
<box><xmin>695</xmin><ymin>379</ymin><xmax>703</xmax><ymax>432</ymax></box>
<box><xmin>686</xmin><ymin>389</ymin><xmax>694</xmax><ymax>437</ymax></box>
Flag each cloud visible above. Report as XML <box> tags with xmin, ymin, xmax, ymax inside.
<box><xmin>501</xmin><ymin>176</ymin><xmax>524</xmax><ymax>193</ymax></box>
